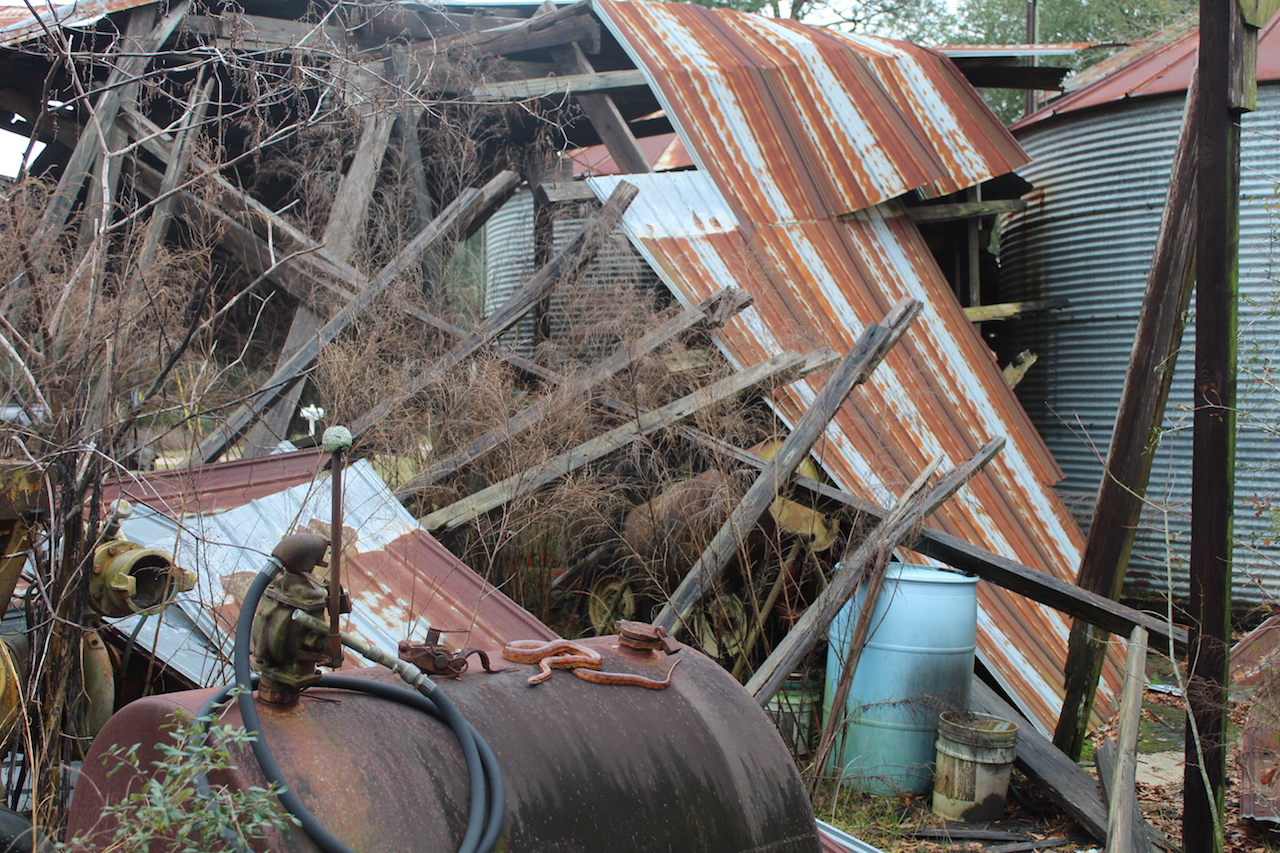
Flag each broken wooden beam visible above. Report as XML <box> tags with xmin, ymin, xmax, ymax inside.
<box><xmin>469</xmin><ymin>68</ymin><xmax>648</xmax><ymax>101</ymax></box>
<box><xmin>906</xmin><ymin>198</ymin><xmax>1028</xmax><ymax>223</ymax></box>
<box><xmin>348</xmin><ymin>180</ymin><xmax>640</xmax><ymax>441</ymax></box>
<box><xmin>747</xmin><ymin>437</ymin><xmax>1005</xmax><ymax>705</ymax></box>
<box><xmin>186</xmin><ymin>170</ymin><xmax>521</xmax><ymax>465</ymax></box>
<box><xmin>410</xmin><ymin>1</ymin><xmax>598</xmax><ymax>62</ymax></box>
<box><xmin>1105</xmin><ymin>627</ymin><xmax>1153</xmax><ymax>853</ymax></box>
<box><xmin>394</xmin><ymin>287</ymin><xmax>752</xmax><ymax>497</ymax></box>
<box><xmin>964</xmin><ymin>298</ymin><xmax>1068</xmax><ymax>323</ymax></box>
<box><xmin>673</xmin><ymin>425</ymin><xmax>1188</xmax><ymax>653</ymax></box>
<box><xmin>1003</xmin><ymin>349</ymin><xmax>1039</xmax><ymax>388</ymax></box>
<box><xmin>652</xmin><ymin>297</ymin><xmax>922</xmax><ymax>637</ymax></box>
<box><xmin>420</xmin><ymin>347</ymin><xmax>841</xmax><ymax>531</ymax></box>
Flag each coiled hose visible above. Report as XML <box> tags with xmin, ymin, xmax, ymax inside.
<box><xmin>196</xmin><ymin>561</ymin><xmax>504</xmax><ymax>853</ymax></box>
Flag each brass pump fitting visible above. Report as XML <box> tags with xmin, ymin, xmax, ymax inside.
<box><xmin>89</xmin><ymin>539</ymin><xmax>195</xmax><ymax>618</ymax></box>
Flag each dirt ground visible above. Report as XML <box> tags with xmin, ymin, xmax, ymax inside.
<box><xmin>823</xmin><ymin>686</ymin><xmax>1280</xmax><ymax>852</ymax></box>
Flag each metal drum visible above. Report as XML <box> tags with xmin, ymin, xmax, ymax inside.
<box><xmin>67</xmin><ymin>636</ymin><xmax>821</xmax><ymax>852</ymax></box>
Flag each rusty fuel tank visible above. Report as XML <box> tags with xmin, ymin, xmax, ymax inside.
<box><xmin>66</xmin><ymin>635</ymin><xmax>821</xmax><ymax>852</ymax></box>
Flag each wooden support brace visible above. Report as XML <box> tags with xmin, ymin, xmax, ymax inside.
<box><xmin>747</xmin><ymin>437</ymin><xmax>1005</xmax><ymax>706</ymax></box>
<box><xmin>651</xmin><ymin>297</ymin><xmax>922</xmax><ymax>637</ymax></box>
<box><xmin>394</xmin><ymin>287</ymin><xmax>752</xmax><ymax>497</ymax></box>
<box><xmin>419</xmin><ymin>347</ymin><xmax>841</xmax><ymax>532</ymax></box>
<box><xmin>186</xmin><ymin>170</ymin><xmax>521</xmax><ymax>466</ymax></box>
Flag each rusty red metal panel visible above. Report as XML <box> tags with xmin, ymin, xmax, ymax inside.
<box><xmin>589</xmin><ymin>170</ymin><xmax>1124</xmax><ymax>733</ymax></box>
<box><xmin>1015</xmin><ymin>14</ymin><xmax>1280</xmax><ymax>129</ymax></box>
<box><xmin>0</xmin><ymin>0</ymin><xmax>157</xmax><ymax>46</ymax></box>
<box><xmin>101</xmin><ymin>448</ymin><xmax>328</xmax><ymax>516</ymax></box>
<box><xmin>595</xmin><ymin>0</ymin><xmax>1027</xmax><ymax>223</ymax></box>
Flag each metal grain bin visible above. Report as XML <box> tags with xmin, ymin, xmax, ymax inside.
<box><xmin>483</xmin><ymin>188</ymin><xmax>663</xmax><ymax>360</ymax></box>
<box><xmin>1000</xmin><ymin>86</ymin><xmax>1280</xmax><ymax>604</ymax></box>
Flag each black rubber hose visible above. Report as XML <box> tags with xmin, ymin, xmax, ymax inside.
<box><xmin>195</xmin><ymin>675</ymin><xmax>505</xmax><ymax>853</ymax></box>
<box><xmin>221</xmin><ymin>562</ymin><xmax>501</xmax><ymax>853</ymax></box>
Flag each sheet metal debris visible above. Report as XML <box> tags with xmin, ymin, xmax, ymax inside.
<box><xmin>104</xmin><ymin>455</ymin><xmax>553</xmax><ymax>686</ymax></box>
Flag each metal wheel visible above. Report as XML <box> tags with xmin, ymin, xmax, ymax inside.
<box><xmin>586</xmin><ymin>573</ymin><xmax>638</xmax><ymax>635</ymax></box>
<box><xmin>693</xmin><ymin>593</ymin><xmax>747</xmax><ymax>660</ymax></box>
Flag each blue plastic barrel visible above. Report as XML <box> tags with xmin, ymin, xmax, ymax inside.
<box><xmin>824</xmin><ymin>563</ymin><xmax>979</xmax><ymax>795</ymax></box>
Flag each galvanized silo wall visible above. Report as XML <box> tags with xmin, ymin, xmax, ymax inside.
<box><xmin>483</xmin><ymin>188</ymin><xmax>663</xmax><ymax>359</ymax></box>
<box><xmin>1000</xmin><ymin>87</ymin><xmax>1280</xmax><ymax>605</ymax></box>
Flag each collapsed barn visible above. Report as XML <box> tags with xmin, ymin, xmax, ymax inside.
<box><xmin>0</xmin><ymin>0</ymin><xmax>1205</xmax><ymax>847</ymax></box>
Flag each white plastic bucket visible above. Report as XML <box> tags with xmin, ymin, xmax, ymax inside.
<box><xmin>824</xmin><ymin>564</ymin><xmax>979</xmax><ymax>795</ymax></box>
<box><xmin>933</xmin><ymin>711</ymin><xmax>1018</xmax><ymax>820</ymax></box>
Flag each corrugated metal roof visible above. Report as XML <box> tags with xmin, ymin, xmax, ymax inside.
<box><xmin>107</xmin><ymin>456</ymin><xmax>553</xmax><ymax>686</ymax></box>
<box><xmin>587</xmin><ymin>169</ymin><xmax>1123</xmax><ymax>734</ymax></box>
<box><xmin>0</xmin><ymin>0</ymin><xmax>150</xmax><ymax>46</ymax></box>
<box><xmin>1014</xmin><ymin>13</ymin><xmax>1280</xmax><ymax>128</ymax></box>
<box><xmin>594</xmin><ymin>0</ymin><xmax>1026</xmax><ymax>219</ymax></box>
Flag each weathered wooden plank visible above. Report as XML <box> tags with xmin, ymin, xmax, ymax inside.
<box><xmin>666</xmin><ymin>423</ymin><xmax>1188</xmax><ymax>653</ymax></box>
<box><xmin>972</xmin><ymin>679</ymin><xmax>1109</xmax><ymax>844</ymax></box>
<box><xmin>348</xmin><ymin>180</ymin><xmax>640</xmax><ymax>440</ymax></box>
<box><xmin>394</xmin><ymin>287</ymin><xmax>752</xmax><ymax>497</ymax></box>
<box><xmin>187</xmin><ymin>170</ymin><xmax>520</xmax><ymax>465</ymax></box>
<box><xmin>747</xmin><ymin>438</ymin><xmax>1005</xmax><ymax>705</ymax></box>
<box><xmin>1002</xmin><ymin>349</ymin><xmax>1038</xmax><ymax>388</ymax></box>
<box><xmin>964</xmin><ymin>298</ymin><xmax>1068</xmax><ymax>323</ymax></box>
<box><xmin>906</xmin><ymin>198</ymin><xmax>1027</xmax><ymax>223</ymax></box>
<box><xmin>469</xmin><ymin>68</ymin><xmax>648</xmax><ymax>101</ymax></box>
<box><xmin>1102</xmin><ymin>627</ymin><xmax>1154</xmax><ymax>853</ymax></box>
<box><xmin>652</xmin><ymin>297</ymin><xmax>921</xmax><ymax>636</ymax></box>
<box><xmin>181</xmin><ymin>12</ymin><xmax>352</xmax><ymax>51</ymax></box>
<box><xmin>243</xmin><ymin>94</ymin><xmax>398</xmax><ymax>457</ymax></box>
<box><xmin>4</xmin><ymin>4</ymin><xmax>188</xmax><ymax>304</ymax></box>
<box><xmin>420</xmin><ymin>347</ymin><xmax>840</xmax><ymax>531</ymax></box>
<box><xmin>410</xmin><ymin>2</ymin><xmax>598</xmax><ymax>61</ymax></box>
<box><xmin>1056</xmin><ymin>71</ymin><xmax>1200</xmax><ymax>759</ymax></box>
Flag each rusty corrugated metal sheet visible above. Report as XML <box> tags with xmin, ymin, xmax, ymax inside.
<box><xmin>0</xmin><ymin>0</ymin><xmax>154</xmax><ymax>46</ymax></box>
<box><xmin>594</xmin><ymin>0</ymin><xmax>1026</xmax><ymax>221</ymax></box>
<box><xmin>1014</xmin><ymin>13</ymin><xmax>1280</xmax><ymax>128</ymax></box>
<box><xmin>107</xmin><ymin>456</ymin><xmax>553</xmax><ymax>686</ymax></box>
<box><xmin>589</xmin><ymin>171</ymin><xmax>1122</xmax><ymax>734</ymax></box>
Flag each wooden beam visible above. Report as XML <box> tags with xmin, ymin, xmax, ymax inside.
<box><xmin>652</xmin><ymin>297</ymin><xmax>922</xmax><ymax>636</ymax></box>
<box><xmin>419</xmin><ymin>347</ymin><xmax>841</xmax><ymax>532</ymax></box>
<box><xmin>187</xmin><ymin>170</ymin><xmax>521</xmax><ymax>465</ymax></box>
<box><xmin>965</xmin><ymin>298</ymin><xmax>1068</xmax><ymax>323</ymax></box>
<box><xmin>469</xmin><ymin>68</ymin><xmax>648</xmax><ymax>101</ymax></box>
<box><xmin>410</xmin><ymin>2</ymin><xmax>598</xmax><ymax>61</ymax></box>
<box><xmin>1003</xmin><ymin>349</ymin><xmax>1038</xmax><ymax>388</ymax></box>
<box><xmin>536</xmin><ymin>181</ymin><xmax>599</xmax><ymax>204</ymax></box>
<box><xmin>1055</xmin><ymin>72</ymin><xmax>1201</xmax><ymax>760</ymax></box>
<box><xmin>1105</xmin><ymin>627</ymin><xmax>1152</xmax><ymax>853</ymax></box>
<box><xmin>3</xmin><ymin>3</ymin><xmax>188</xmax><ymax>304</ymax></box>
<box><xmin>672</xmin><ymin>425</ymin><xmax>1189</xmax><ymax>654</ymax></box>
<box><xmin>347</xmin><ymin>180</ymin><xmax>639</xmax><ymax>440</ymax></box>
<box><xmin>394</xmin><ymin>287</ymin><xmax>753</xmax><ymax>497</ymax></box>
<box><xmin>973</xmin><ymin>679</ymin><xmax>1109</xmax><ymax>844</ymax></box>
<box><xmin>747</xmin><ymin>438</ymin><xmax>1004</xmax><ymax>705</ymax></box>
<box><xmin>907</xmin><ymin>198</ymin><xmax>1028</xmax><ymax>223</ymax></box>
<box><xmin>243</xmin><ymin>92</ymin><xmax>398</xmax><ymax>458</ymax></box>
<box><xmin>180</xmin><ymin>12</ymin><xmax>353</xmax><ymax>52</ymax></box>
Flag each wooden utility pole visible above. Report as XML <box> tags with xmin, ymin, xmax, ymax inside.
<box><xmin>1184</xmin><ymin>0</ymin><xmax>1241</xmax><ymax>848</ymax></box>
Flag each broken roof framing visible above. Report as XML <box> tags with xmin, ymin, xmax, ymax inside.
<box><xmin>0</xmin><ymin>0</ymin><xmax>1123</xmax><ymax>737</ymax></box>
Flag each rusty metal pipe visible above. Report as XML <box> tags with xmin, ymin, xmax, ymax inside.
<box><xmin>322</xmin><ymin>426</ymin><xmax>352</xmax><ymax>667</ymax></box>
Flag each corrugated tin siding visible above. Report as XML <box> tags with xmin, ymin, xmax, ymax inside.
<box><xmin>591</xmin><ymin>171</ymin><xmax>1124</xmax><ymax>734</ymax></box>
<box><xmin>593</xmin><ymin>0</ymin><xmax>1026</xmax><ymax>223</ymax></box>
<box><xmin>1001</xmin><ymin>86</ymin><xmax>1280</xmax><ymax>604</ymax></box>
<box><xmin>114</xmin><ymin>458</ymin><xmax>553</xmax><ymax>685</ymax></box>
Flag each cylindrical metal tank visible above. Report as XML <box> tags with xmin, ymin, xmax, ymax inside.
<box><xmin>483</xmin><ymin>189</ymin><xmax>663</xmax><ymax>359</ymax></box>
<box><xmin>999</xmin><ymin>85</ymin><xmax>1280</xmax><ymax>604</ymax></box>
<box><xmin>67</xmin><ymin>636</ymin><xmax>820</xmax><ymax>852</ymax></box>
<box><xmin>824</xmin><ymin>565</ymin><xmax>979</xmax><ymax>795</ymax></box>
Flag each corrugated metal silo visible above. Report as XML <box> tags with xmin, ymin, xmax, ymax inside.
<box><xmin>1001</xmin><ymin>79</ymin><xmax>1280</xmax><ymax>604</ymax></box>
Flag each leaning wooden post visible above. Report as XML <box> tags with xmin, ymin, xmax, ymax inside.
<box><xmin>747</xmin><ymin>437</ymin><xmax>1005</xmax><ymax>707</ymax></box>
<box><xmin>651</xmin><ymin>297</ymin><xmax>922</xmax><ymax>637</ymax></box>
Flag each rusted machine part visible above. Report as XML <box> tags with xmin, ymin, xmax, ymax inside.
<box><xmin>750</xmin><ymin>438</ymin><xmax>838</xmax><ymax>552</ymax></box>
<box><xmin>68</xmin><ymin>637</ymin><xmax>821</xmax><ymax>853</ymax></box>
<box><xmin>1241</xmin><ymin>679</ymin><xmax>1280</xmax><ymax>821</ymax></box>
<box><xmin>251</xmin><ymin>534</ymin><xmax>345</xmax><ymax>705</ymax></box>
<box><xmin>616</xmin><ymin>619</ymin><xmax>682</xmax><ymax>654</ymax></box>
<box><xmin>89</xmin><ymin>539</ymin><xmax>195</xmax><ymax>618</ymax></box>
<box><xmin>0</xmin><ymin>462</ymin><xmax>48</xmax><ymax>615</ymax></box>
<box><xmin>398</xmin><ymin>629</ymin><xmax>499</xmax><ymax>679</ymax></box>
<box><xmin>74</xmin><ymin>631</ymin><xmax>116</xmax><ymax>756</ymax></box>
